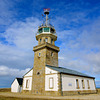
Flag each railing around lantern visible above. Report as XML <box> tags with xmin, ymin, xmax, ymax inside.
<box><xmin>35</xmin><ymin>32</ymin><xmax>57</xmax><ymax>36</ymax></box>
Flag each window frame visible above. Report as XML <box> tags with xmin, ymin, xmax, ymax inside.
<box><xmin>76</xmin><ymin>79</ymin><xmax>80</xmax><ymax>89</ymax></box>
<box><xmin>82</xmin><ymin>80</ymin><xmax>85</xmax><ymax>89</ymax></box>
<box><xmin>38</xmin><ymin>52</ymin><xmax>41</xmax><ymax>57</ymax></box>
<box><xmin>26</xmin><ymin>79</ymin><xmax>30</xmax><ymax>88</ymax></box>
<box><xmin>40</xmin><ymin>38</ymin><xmax>42</xmax><ymax>42</ymax></box>
<box><xmin>43</xmin><ymin>27</ymin><xmax>50</xmax><ymax>33</ymax></box>
<box><xmin>45</xmin><ymin>38</ymin><xmax>48</xmax><ymax>42</ymax></box>
<box><xmin>49</xmin><ymin>77</ymin><xmax>54</xmax><ymax>89</ymax></box>
<box><xmin>87</xmin><ymin>80</ymin><xmax>90</xmax><ymax>89</ymax></box>
<box><xmin>51</xmin><ymin>52</ymin><xmax>53</xmax><ymax>57</ymax></box>
<box><xmin>51</xmin><ymin>39</ymin><xmax>53</xmax><ymax>44</ymax></box>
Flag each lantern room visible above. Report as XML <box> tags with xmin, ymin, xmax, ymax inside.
<box><xmin>35</xmin><ymin>8</ymin><xmax>57</xmax><ymax>45</ymax></box>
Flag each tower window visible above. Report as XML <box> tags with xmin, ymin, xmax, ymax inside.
<box><xmin>40</xmin><ymin>39</ymin><xmax>42</xmax><ymax>42</ymax></box>
<box><xmin>50</xmin><ymin>28</ymin><xmax>54</xmax><ymax>33</ymax></box>
<box><xmin>51</xmin><ymin>39</ymin><xmax>53</xmax><ymax>44</ymax></box>
<box><xmin>37</xmin><ymin>72</ymin><xmax>40</xmax><ymax>75</ymax></box>
<box><xmin>45</xmin><ymin>38</ymin><xmax>48</xmax><ymax>42</ymax></box>
<box><xmin>38</xmin><ymin>53</ymin><xmax>41</xmax><ymax>57</ymax></box>
<box><xmin>51</xmin><ymin>52</ymin><xmax>53</xmax><ymax>57</ymax></box>
<box><xmin>39</xmin><ymin>28</ymin><xmax>42</xmax><ymax>33</ymax></box>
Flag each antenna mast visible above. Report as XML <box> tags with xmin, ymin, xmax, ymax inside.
<box><xmin>44</xmin><ymin>8</ymin><xmax>50</xmax><ymax>26</ymax></box>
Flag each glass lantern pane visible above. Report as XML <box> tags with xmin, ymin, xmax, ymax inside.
<box><xmin>50</xmin><ymin>28</ymin><xmax>54</xmax><ymax>33</ymax></box>
<box><xmin>39</xmin><ymin>28</ymin><xmax>42</xmax><ymax>33</ymax></box>
<box><xmin>44</xmin><ymin>27</ymin><xmax>49</xmax><ymax>32</ymax></box>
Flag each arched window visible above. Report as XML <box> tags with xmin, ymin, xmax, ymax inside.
<box><xmin>51</xmin><ymin>52</ymin><xmax>53</xmax><ymax>57</ymax></box>
<box><xmin>45</xmin><ymin>38</ymin><xmax>48</xmax><ymax>42</ymax></box>
<box><xmin>40</xmin><ymin>39</ymin><xmax>42</xmax><ymax>42</ymax></box>
<box><xmin>51</xmin><ymin>39</ymin><xmax>53</xmax><ymax>44</ymax></box>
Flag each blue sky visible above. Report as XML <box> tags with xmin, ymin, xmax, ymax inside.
<box><xmin>0</xmin><ymin>0</ymin><xmax>100</xmax><ymax>88</ymax></box>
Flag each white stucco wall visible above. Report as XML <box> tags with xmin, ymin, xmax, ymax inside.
<box><xmin>45</xmin><ymin>67</ymin><xmax>58</xmax><ymax>74</ymax></box>
<box><xmin>23</xmin><ymin>69</ymin><xmax>33</xmax><ymax>91</ymax></box>
<box><xmin>11</xmin><ymin>79</ymin><xmax>20</xmax><ymax>92</ymax></box>
<box><xmin>24</xmin><ymin>69</ymin><xmax>33</xmax><ymax>77</ymax></box>
<box><xmin>62</xmin><ymin>74</ymin><xmax>96</xmax><ymax>91</ymax></box>
<box><xmin>45</xmin><ymin>67</ymin><xmax>58</xmax><ymax>91</ymax></box>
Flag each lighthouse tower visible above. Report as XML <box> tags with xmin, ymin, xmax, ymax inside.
<box><xmin>32</xmin><ymin>9</ymin><xmax>60</xmax><ymax>95</ymax></box>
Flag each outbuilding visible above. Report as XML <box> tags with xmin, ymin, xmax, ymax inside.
<box><xmin>11</xmin><ymin>78</ymin><xmax>23</xmax><ymax>92</ymax></box>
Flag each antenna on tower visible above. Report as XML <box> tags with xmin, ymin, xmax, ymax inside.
<box><xmin>43</xmin><ymin>8</ymin><xmax>50</xmax><ymax>26</ymax></box>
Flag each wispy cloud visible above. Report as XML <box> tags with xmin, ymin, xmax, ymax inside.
<box><xmin>0</xmin><ymin>17</ymin><xmax>41</xmax><ymax>69</ymax></box>
<box><xmin>0</xmin><ymin>65</ymin><xmax>30</xmax><ymax>77</ymax></box>
<box><xmin>0</xmin><ymin>0</ymin><xmax>16</xmax><ymax>26</ymax></box>
<box><xmin>57</xmin><ymin>14</ymin><xmax>100</xmax><ymax>79</ymax></box>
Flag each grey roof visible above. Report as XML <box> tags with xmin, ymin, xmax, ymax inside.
<box><xmin>46</xmin><ymin>65</ymin><xmax>95</xmax><ymax>78</ymax></box>
<box><xmin>16</xmin><ymin>78</ymin><xmax>23</xmax><ymax>85</ymax></box>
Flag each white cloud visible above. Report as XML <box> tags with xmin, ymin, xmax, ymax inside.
<box><xmin>0</xmin><ymin>0</ymin><xmax>16</xmax><ymax>26</ymax></box>
<box><xmin>4</xmin><ymin>17</ymin><xmax>41</xmax><ymax>48</ymax></box>
<box><xmin>0</xmin><ymin>65</ymin><xmax>30</xmax><ymax>77</ymax></box>
<box><xmin>57</xmin><ymin>17</ymin><xmax>100</xmax><ymax>78</ymax></box>
<box><xmin>0</xmin><ymin>17</ymin><xmax>41</xmax><ymax>69</ymax></box>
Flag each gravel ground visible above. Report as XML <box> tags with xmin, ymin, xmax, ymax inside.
<box><xmin>0</xmin><ymin>92</ymin><xmax>100</xmax><ymax>100</ymax></box>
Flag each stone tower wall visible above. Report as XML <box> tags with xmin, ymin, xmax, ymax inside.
<box><xmin>32</xmin><ymin>48</ymin><xmax>46</xmax><ymax>95</ymax></box>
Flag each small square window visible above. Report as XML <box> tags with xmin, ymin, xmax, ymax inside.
<box><xmin>38</xmin><ymin>53</ymin><xmax>41</xmax><ymax>57</ymax></box>
<box><xmin>37</xmin><ymin>72</ymin><xmax>40</xmax><ymax>75</ymax></box>
<box><xmin>51</xmin><ymin>39</ymin><xmax>53</xmax><ymax>44</ymax></box>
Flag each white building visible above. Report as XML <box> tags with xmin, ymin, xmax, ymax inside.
<box><xmin>11</xmin><ymin>78</ymin><xmax>23</xmax><ymax>93</ymax></box>
<box><xmin>22</xmin><ymin>65</ymin><xmax>96</xmax><ymax>95</ymax></box>
<box><xmin>45</xmin><ymin>65</ymin><xmax>96</xmax><ymax>95</ymax></box>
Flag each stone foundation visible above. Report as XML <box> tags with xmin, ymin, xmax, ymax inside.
<box><xmin>22</xmin><ymin>90</ymin><xmax>31</xmax><ymax>94</ymax></box>
<box><xmin>22</xmin><ymin>90</ymin><xmax>97</xmax><ymax>96</ymax></box>
<box><xmin>62</xmin><ymin>90</ymin><xmax>97</xmax><ymax>96</ymax></box>
<box><xmin>44</xmin><ymin>91</ymin><xmax>61</xmax><ymax>96</ymax></box>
